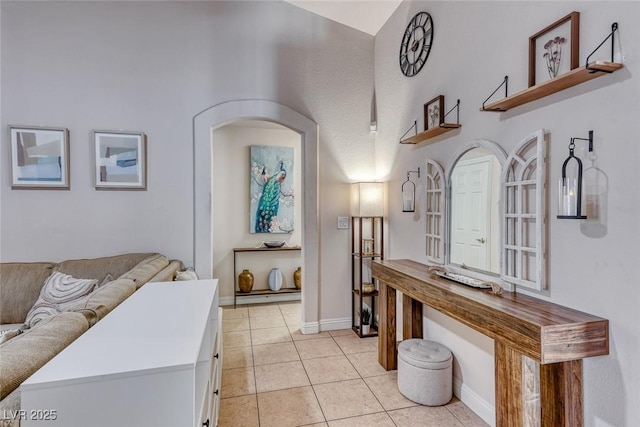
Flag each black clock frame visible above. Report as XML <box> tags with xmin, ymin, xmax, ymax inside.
<box><xmin>399</xmin><ymin>12</ymin><xmax>434</xmax><ymax>77</ymax></box>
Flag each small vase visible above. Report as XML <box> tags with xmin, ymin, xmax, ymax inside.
<box><xmin>293</xmin><ymin>267</ymin><xmax>302</xmax><ymax>290</ymax></box>
<box><xmin>268</xmin><ymin>268</ymin><xmax>283</xmax><ymax>291</ymax></box>
<box><xmin>362</xmin><ymin>324</ymin><xmax>370</xmax><ymax>335</ymax></box>
<box><xmin>238</xmin><ymin>269</ymin><xmax>254</xmax><ymax>293</ymax></box>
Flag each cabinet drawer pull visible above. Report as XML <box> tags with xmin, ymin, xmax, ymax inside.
<box><xmin>203</xmin><ymin>419</ymin><xmax>210</xmax><ymax>427</ymax></box>
<box><xmin>214</xmin><ymin>389</ymin><xmax>219</xmax><ymax>396</ymax></box>
<box><xmin>214</xmin><ymin>353</ymin><xmax>219</xmax><ymax>359</ymax></box>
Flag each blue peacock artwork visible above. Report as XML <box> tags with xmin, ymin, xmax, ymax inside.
<box><xmin>250</xmin><ymin>145</ymin><xmax>295</xmax><ymax>234</ymax></box>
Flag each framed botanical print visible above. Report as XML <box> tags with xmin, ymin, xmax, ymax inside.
<box><xmin>424</xmin><ymin>95</ymin><xmax>445</xmax><ymax>130</ymax></box>
<box><xmin>9</xmin><ymin>125</ymin><xmax>70</xmax><ymax>189</ymax></box>
<box><xmin>529</xmin><ymin>11</ymin><xmax>580</xmax><ymax>87</ymax></box>
<box><xmin>93</xmin><ymin>130</ymin><xmax>146</xmax><ymax>190</ymax></box>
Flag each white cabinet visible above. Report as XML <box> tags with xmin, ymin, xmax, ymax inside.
<box><xmin>21</xmin><ymin>280</ymin><xmax>221</xmax><ymax>427</ymax></box>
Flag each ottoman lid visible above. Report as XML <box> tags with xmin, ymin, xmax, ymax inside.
<box><xmin>398</xmin><ymin>339</ymin><xmax>452</xmax><ymax>370</ymax></box>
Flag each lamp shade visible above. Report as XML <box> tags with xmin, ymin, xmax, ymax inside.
<box><xmin>351</xmin><ymin>182</ymin><xmax>384</xmax><ymax>217</ymax></box>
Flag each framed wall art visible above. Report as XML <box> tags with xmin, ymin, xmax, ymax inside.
<box><xmin>249</xmin><ymin>145</ymin><xmax>295</xmax><ymax>234</ymax></box>
<box><xmin>93</xmin><ymin>130</ymin><xmax>146</xmax><ymax>190</ymax></box>
<box><xmin>529</xmin><ymin>11</ymin><xmax>580</xmax><ymax>87</ymax></box>
<box><xmin>9</xmin><ymin>125</ymin><xmax>70</xmax><ymax>189</ymax></box>
<box><xmin>424</xmin><ymin>95</ymin><xmax>444</xmax><ymax>130</ymax></box>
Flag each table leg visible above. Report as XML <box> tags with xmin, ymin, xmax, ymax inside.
<box><xmin>378</xmin><ymin>281</ymin><xmax>397</xmax><ymax>370</ymax></box>
<box><xmin>496</xmin><ymin>341</ymin><xmax>584</xmax><ymax>427</ymax></box>
<box><xmin>402</xmin><ymin>294</ymin><xmax>423</xmax><ymax>339</ymax></box>
<box><xmin>541</xmin><ymin>360</ymin><xmax>583</xmax><ymax>427</ymax></box>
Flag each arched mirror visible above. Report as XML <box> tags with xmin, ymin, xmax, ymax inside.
<box><xmin>425</xmin><ymin>131</ymin><xmax>546</xmax><ymax>292</ymax></box>
<box><xmin>445</xmin><ymin>141</ymin><xmax>507</xmax><ymax>276</ymax></box>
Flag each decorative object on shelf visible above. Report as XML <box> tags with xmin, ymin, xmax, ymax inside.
<box><xmin>400</xmin><ymin>99</ymin><xmax>461</xmax><ymax>144</ymax></box>
<box><xmin>268</xmin><ymin>267</ymin><xmax>283</xmax><ymax>291</ymax></box>
<box><xmin>362</xmin><ymin>238</ymin><xmax>374</xmax><ymax>255</ymax></box>
<box><xmin>402</xmin><ymin>168</ymin><xmax>421</xmax><ymax>212</ymax></box>
<box><xmin>424</xmin><ymin>96</ymin><xmax>444</xmax><ymax>130</ymax></box>
<box><xmin>9</xmin><ymin>125</ymin><xmax>70</xmax><ymax>189</ymax></box>
<box><xmin>558</xmin><ymin>131</ymin><xmax>594</xmax><ymax>219</ymax></box>
<box><xmin>362</xmin><ymin>282</ymin><xmax>375</xmax><ymax>294</ymax></box>
<box><xmin>238</xmin><ymin>269</ymin><xmax>254</xmax><ymax>293</ymax></box>
<box><xmin>482</xmin><ymin>22</ymin><xmax>621</xmax><ymax>112</ymax></box>
<box><xmin>399</xmin><ymin>11</ymin><xmax>433</xmax><ymax>77</ymax></box>
<box><xmin>93</xmin><ymin>130</ymin><xmax>147</xmax><ymax>190</ymax></box>
<box><xmin>529</xmin><ymin>11</ymin><xmax>579</xmax><ymax>86</ymax></box>
<box><xmin>351</xmin><ymin>182</ymin><xmax>384</xmax><ymax>217</ymax></box>
<box><xmin>250</xmin><ymin>145</ymin><xmax>295</xmax><ymax>234</ymax></box>
<box><xmin>293</xmin><ymin>266</ymin><xmax>302</xmax><ymax>289</ymax></box>
<box><xmin>263</xmin><ymin>240</ymin><xmax>286</xmax><ymax>248</ymax></box>
<box><xmin>361</xmin><ymin>307</ymin><xmax>371</xmax><ymax>335</ymax></box>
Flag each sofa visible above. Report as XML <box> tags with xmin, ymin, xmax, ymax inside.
<box><xmin>0</xmin><ymin>253</ymin><xmax>183</xmax><ymax>424</ymax></box>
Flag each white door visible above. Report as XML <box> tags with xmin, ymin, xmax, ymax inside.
<box><xmin>450</xmin><ymin>156</ymin><xmax>492</xmax><ymax>270</ymax></box>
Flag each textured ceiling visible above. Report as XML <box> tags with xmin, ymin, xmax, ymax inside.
<box><xmin>284</xmin><ymin>0</ymin><xmax>402</xmax><ymax>36</ymax></box>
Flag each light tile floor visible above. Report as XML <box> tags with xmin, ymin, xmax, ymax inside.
<box><xmin>219</xmin><ymin>302</ymin><xmax>488</xmax><ymax>427</ymax></box>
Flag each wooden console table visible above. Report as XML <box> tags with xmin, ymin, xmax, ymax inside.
<box><xmin>372</xmin><ymin>259</ymin><xmax>609</xmax><ymax>427</ymax></box>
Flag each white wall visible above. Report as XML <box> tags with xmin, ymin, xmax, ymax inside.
<box><xmin>0</xmin><ymin>1</ymin><xmax>374</xmax><ymax>323</ymax></box>
<box><xmin>211</xmin><ymin>122</ymin><xmax>302</xmax><ymax>301</ymax></box>
<box><xmin>375</xmin><ymin>1</ymin><xmax>639</xmax><ymax>426</ymax></box>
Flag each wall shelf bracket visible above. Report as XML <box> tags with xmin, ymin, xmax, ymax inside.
<box><xmin>482</xmin><ymin>76</ymin><xmax>509</xmax><ymax>111</ymax></box>
<box><xmin>586</xmin><ymin>23</ymin><xmax>619</xmax><ymax>73</ymax></box>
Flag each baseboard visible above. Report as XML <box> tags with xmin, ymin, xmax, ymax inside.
<box><xmin>219</xmin><ymin>292</ymin><xmax>301</xmax><ymax>307</ymax></box>
<box><xmin>453</xmin><ymin>376</ymin><xmax>496</xmax><ymax>427</ymax></box>
<box><xmin>319</xmin><ymin>317</ymin><xmax>352</xmax><ymax>332</ymax></box>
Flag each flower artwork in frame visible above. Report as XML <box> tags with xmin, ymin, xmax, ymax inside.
<box><xmin>9</xmin><ymin>125</ymin><xmax>70</xmax><ymax>189</ymax></box>
<box><xmin>529</xmin><ymin>11</ymin><xmax>579</xmax><ymax>87</ymax></box>
<box><xmin>93</xmin><ymin>130</ymin><xmax>146</xmax><ymax>190</ymax></box>
<box><xmin>424</xmin><ymin>95</ymin><xmax>444</xmax><ymax>131</ymax></box>
<box><xmin>250</xmin><ymin>145</ymin><xmax>295</xmax><ymax>234</ymax></box>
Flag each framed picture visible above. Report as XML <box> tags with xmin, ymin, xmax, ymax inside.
<box><xmin>9</xmin><ymin>125</ymin><xmax>70</xmax><ymax>189</ymax></box>
<box><xmin>529</xmin><ymin>11</ymin><xmax>579</xmax><ymax>87</ymax></box>
<box><xmin>424</xmin><ymin>95</ymin><xmax>444</xmax><ymax>130</ymax></box>
<box><xmin>93</xmin><ymin>130</ymin><xmax>146</xmax><ymax>190</ymax></box>
<box><xmin>249</xmin><ymin>145</ymin><xmax>295</xmax><ymax>234</ymax></box>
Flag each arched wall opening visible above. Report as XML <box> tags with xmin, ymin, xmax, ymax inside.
<box><xmin>193</xmin><ymin>100</ymin><xmax>319</xmax><ymax>330</ymax></box>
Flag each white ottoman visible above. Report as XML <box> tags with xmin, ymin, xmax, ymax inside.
<box><xmin>397</xmin><ymin>339</ymin><xmax>453</xmax><ymax>406</ymax></box>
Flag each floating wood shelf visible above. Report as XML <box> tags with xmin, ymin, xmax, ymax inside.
<box><xmin>481</xmin><ymin>61</ymin><xmax>624</xmax><ymax>112</ymax></box>
<box><xmin>400</xmin><ymin>123</ymin><xmax>462</xmax><ymax>144</ymax></box>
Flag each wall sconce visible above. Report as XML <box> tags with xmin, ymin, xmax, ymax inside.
<box><xmin>402</xmin><ymin>168</ymin><xmax>420</xmax><ymax>212</ymax></box>
<box><xmin>351</xmin><ymin>182</ymin><xmax>384</xmax><ymax>217</ymax></box>
<box><xmin>558</xmin><ymin>131</ymin><xmax>593</xmax><ymax>219</ymax></box>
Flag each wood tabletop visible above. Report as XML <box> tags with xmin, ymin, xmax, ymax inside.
<box><xmin>372</xmin><ymin>259</ymin><xmax>609</xmax><ymax>364</ymax></box>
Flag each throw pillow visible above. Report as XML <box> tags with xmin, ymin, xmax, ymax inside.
<box><xmin>24</xmin><ymin>272</ymin><xmax>99</xmax><ymax>329</ymax></box>
<box><xmin>0</xmin><ymin>328</ymin><xmax>23</xmax><ymax>344</ymax></box>
<box><xmin>175</xmin><ymin>268</ymin><xmax>198</xmax><ymax>281</ymax></box>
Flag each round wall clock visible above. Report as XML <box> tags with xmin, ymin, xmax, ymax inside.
<box><xmin>399</xmin><ymin>12</ymin><xmax>434</xmax><ymax>77</ymax></box>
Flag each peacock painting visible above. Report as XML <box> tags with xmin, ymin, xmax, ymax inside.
<box><xmin>250</xmin><ymin>145</ymin><xmax>295</xmax><ymax>234</ymax></box>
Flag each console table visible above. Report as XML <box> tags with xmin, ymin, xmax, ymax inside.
<box><xmin>372</xmin><ymin>259</ymin><xmax>609</xmax><ymax>427</ymax></box>
<box><xmin>21</xmin><ymin>279</ymin><xmax>221</xmax><ymax>427</ymax></box>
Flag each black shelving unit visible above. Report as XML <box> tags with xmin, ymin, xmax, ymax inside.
<box><xmin>351</xmin><ymin>216</ymin><xmax>383</xmax><ymax>338</ymax></box>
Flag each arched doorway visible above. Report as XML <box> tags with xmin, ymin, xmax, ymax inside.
<box><xmin>193</xmin><ymin>100</ymin><xmax>319</xmax><ymax>331</ymax></box>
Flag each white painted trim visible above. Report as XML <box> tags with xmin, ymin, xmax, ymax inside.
<box><xmin>193</xmin><ymin>99</ymin><xmax>320</xmax><ymax>328</ymax></box>
<box><xmin>453</xmin><ymin>376</ymin><xmax>496</xmax><ymax>427</ymax></box>
<box><xmin>219</xmin><ymin>293</ymin><xmax>301</xmax><ymax>307</ymax></box>
<box><xmin>300</xmin><ymin>321</ymin><xmax>320</xmax><ymax>335</ymax></box>
<box><xmin>319</xmin><ymin>317</ymin><xmax>352</xmax><ymax>332</ymax></box>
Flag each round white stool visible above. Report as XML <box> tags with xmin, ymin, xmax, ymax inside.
<box><xmin>397</xmin><ymin>339</ymin><xmax>453</xmax><ymax>406</ymax></box>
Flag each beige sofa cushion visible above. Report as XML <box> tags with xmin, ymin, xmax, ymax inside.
<box><xmin>72</xmin><ymin>278</ymin><xmax>136</xmax><ymax>326</ymax></box>
<box><xmin>147</xmin><ymin>260</ymin><xmax>184</xmax><ymax>283</ymax></box>
<box><xmin>0</xmin><ymin>262</ymin><xmax>57</xmax><ymax>324</ymax></box>
<box><xmin>55</xmin><ymin>253</ymin><xmax>159</xmax><ymax>282</ymax></box>
<box><xmin>119</xmin><ymin>254</ymin><xmax>169</xmax><ymax>289</ymax></box>
<box><xmin>0</xmin><ymin>311</ymin><xmax>89</xmax><ymax>400</ymax></box>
